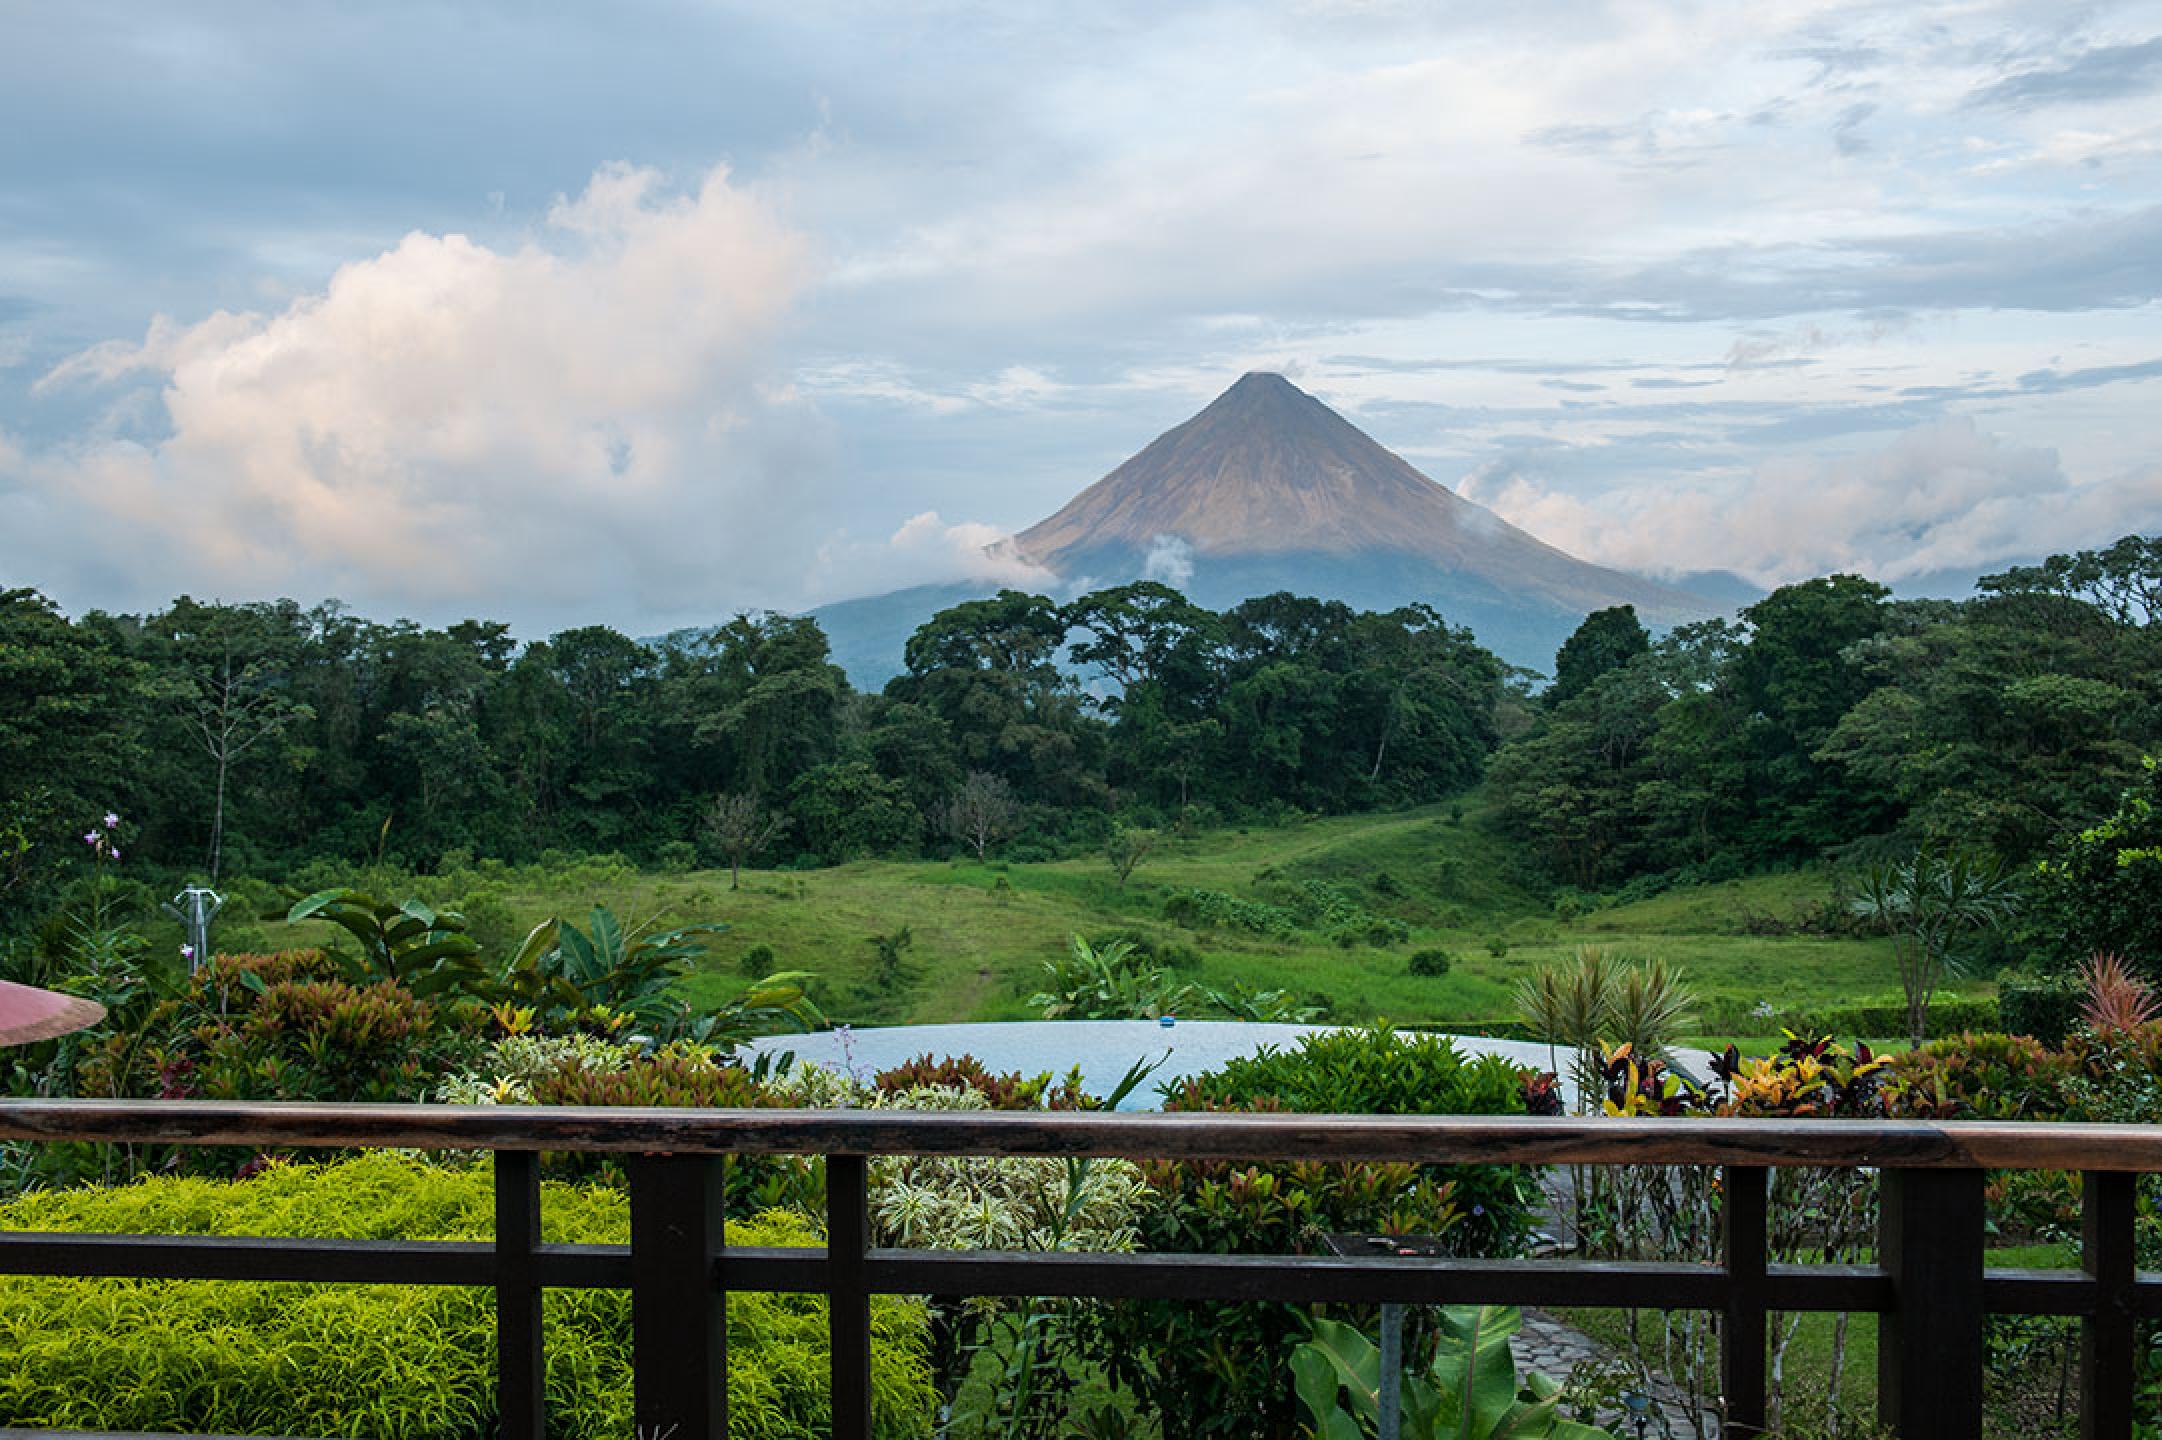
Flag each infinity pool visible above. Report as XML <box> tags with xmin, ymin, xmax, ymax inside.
<box><xmin>738</xmin><ymin>1020</ymin><xmax>1594</xmax><ymax>1111</ymax></box>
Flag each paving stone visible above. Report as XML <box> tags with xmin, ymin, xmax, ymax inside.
<box><xmin>1512</xmin><ymin>1307</ymin><xmax>1721</xmax><ymax>1439</ymax></box>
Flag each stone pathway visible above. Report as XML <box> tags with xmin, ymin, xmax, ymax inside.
<box><xmin>1512</xmin><ymin>1308</ymin><xmax>1719</xmax><ymax>1439</ymax></box>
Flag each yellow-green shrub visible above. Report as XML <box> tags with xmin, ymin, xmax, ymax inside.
<box><xmin>0</xmin><ymin>1154</ymin><xmax>935</xmax><ymax>1439</ymax></box>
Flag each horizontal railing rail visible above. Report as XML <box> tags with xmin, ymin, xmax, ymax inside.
<box><xmin>0</xmin><ymin>1100</ymin><xmax>2148</xmax><ymax>1440</ymax></box>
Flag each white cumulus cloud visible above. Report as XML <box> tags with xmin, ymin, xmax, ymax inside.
<box><xmin>813</xmin><ymin>510</ymin><xmax>1055</xmax><ymax>601</ymax></box>
<box><xmin>0</xmin><ymin>162</ymin><xmax>971</xmax><ymax>632</ymax></box>
<box><xmin>1140</xmin><ymin>534</ymin><xmax>1195</xmax><ymax>587</ymax></box>
<box><xmin>1459</xmin><ymin>418</ymin><xmax>2162</xmax><ymax>586</ymax></box>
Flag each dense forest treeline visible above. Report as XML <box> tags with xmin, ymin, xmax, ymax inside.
<box><xmin>1489</xmin><ymin>535</ymin><xmax>2162</xmax><ymax>891</ymax></box>
<box><xmin>0</xmin><ymin>581</ymin><xmax>1506</xmax><ymax>902</ymax></box>
<box><xmin>4</xmin><ymin>534</ymin><xmax>2160</xmax><ymax>930</ymax></box>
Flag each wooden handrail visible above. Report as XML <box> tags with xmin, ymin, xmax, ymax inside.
<box><xmin>0</xmin><ymin>1097</ymin><xmax>2159</xmax><ymax>1171</ymax></box>
<box><xmin>0</xmin><ymin>1098</ymin><xmax>2153</xmax><ymax>1438</ymax></box>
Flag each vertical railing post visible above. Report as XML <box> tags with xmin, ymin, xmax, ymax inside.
<box><xmin>827</xmin><ymin>1153</ymin><xmax>874</xmax><ymax>1440</ymax></box>
<box><xmin>630</xmin><ymin>1155</ymin><xmax>728</xmax><ymax>1440</ymax></box>
<box><xmin>1721</xmin><ymin>1165</ymin><xmax>1768</xmax><ymax>1437</ymax></box>
<box><xmin>2081</xmin><ymin>1171</ymin><xmax>2136</xmax><ymax>1440</ymax></box>
<box><xmin>495</xmin><ymin>1149</ymin><xmax>546</xmax><ymax>1440</ymax></box>
<box><xmin>1878</xmin><ymin>1168</ymin><xmax>1985</xmax><ymax>1439</ymax></box>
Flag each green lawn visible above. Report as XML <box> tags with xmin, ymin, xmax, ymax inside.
<box><xmin>264</xmin><ymin>799</ymin><xmax>1970</xmax><ymax>1036</ymax></box>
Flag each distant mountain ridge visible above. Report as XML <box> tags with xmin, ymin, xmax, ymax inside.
<box><xmin>803</xmin><ymin>373</ymin><xmax>1720</xmax><ymax>684</ymax></box>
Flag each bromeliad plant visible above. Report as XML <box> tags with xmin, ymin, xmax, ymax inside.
<box><xmin>1292</xmin><ymin>1306</ymin><xmax>1614</xmax><ymax>1440</ymax></box>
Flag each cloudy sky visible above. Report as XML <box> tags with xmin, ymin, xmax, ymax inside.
<box><xmin>3</xmin><ymin>0</ymin><xmax>2161</xmax><ymax>634</ymax></box>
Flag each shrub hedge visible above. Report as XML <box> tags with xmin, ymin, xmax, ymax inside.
<box><xmin>1781</xmin><ymin>993</ymin><xmax>1999</xmax><ymax>1040</ymax></box>
<box><xmin>0</xmin><ymin>1155</ymin><xmax>935</xmax><ymax>1440</ymax></box>
<box><xmin>1996</xmin><ymin>969</ymin><xmax>2085</xmax><ymax>1046</ymax></box>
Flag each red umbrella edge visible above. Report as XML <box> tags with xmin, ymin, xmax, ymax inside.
<box><xmin>0</xmin><ymin>980</ymin><xmax>108</xmax><ymax>1046</ymax></box>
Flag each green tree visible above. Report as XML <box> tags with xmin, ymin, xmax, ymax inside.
<box><xmin>0</xmin><ymin>591</ymin><xmax>145</xmax><ymax>872</ymax></box>
<box><xmin>1547</xmin><ymin>604</ymin><xmax>1648</xmax><ymax>706</ymax></box>
<box><xmin>2023</xmin><ymin>758</ymin><xmax>2162</xmax><ymax>976</ymax></box>
<box><xmin>1820</xmin><ymin>595</ymin><xmax>2144</xmax><ymax>857</ymax></box>
<box><xmin>1731</xmin><ymin>575</ymin><xmax>1893</xmax><ymax>857</ymax></box>
<box><xmin>1849</xmin><ymin>848</ymin><xmax>2021</xmax><ymax>1045</ymax></box>
<box><xmin>1104</xmin><ymin>826</ymin><xmax>1158</xmax><ymax>888</ymax></box>
<box><xmin>890</xmin><ymin>591</ymin><xmax>1100</xmax><ymax>803</ymax></box>
<box><xmin>787</xmin><ymin>762</ymin><xmax>919</xmax><ymax>862</ymax></box>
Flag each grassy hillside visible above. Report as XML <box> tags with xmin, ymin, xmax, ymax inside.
<box><xmin>259</xmin><ymin>801</ymin><xmax>1960</xmax><ymax>1040</ymax></box>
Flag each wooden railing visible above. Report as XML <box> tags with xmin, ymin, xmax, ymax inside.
<box><xmin>0</xmin><ymin>1101</ymin><xmax>2157</xmax><ymax>1440</ymax></box>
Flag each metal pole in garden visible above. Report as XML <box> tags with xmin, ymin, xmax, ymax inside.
<box><xmin>162</xmin><ymin>887</ymin><xmax>223</xmax><ymax>974</ymax></box>
<box><xmin>1378</xmin><ymin>1301</ymin><xmax>1404</xmax><ymax>1440</ymax></box>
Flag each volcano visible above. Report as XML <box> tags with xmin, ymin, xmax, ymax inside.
<box><xmin>1009</xmin><ymin>371</ymin><xmax>1702</xmax><ymax>617</ymax></box>
<box><xmin>810</xmin><ymin>373</ymin><xmax>1718</xmax><ymax>683</ymax></box>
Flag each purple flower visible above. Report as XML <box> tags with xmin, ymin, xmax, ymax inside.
<box><xmin>107</xmin><ymin>848</ymin><xmax>120</xmax><ymax>862</ymax></box>
<box><xmin>83</xmin><ymin>831</ymin><xmax>100</xmax><ymax>848</ymax></box>
<box><xmin>103</xmin><ymin>813</ymin><xmax>119</xmax><ymax>830</ymax></box>
<box><xmin>180</xmin><ymin>944</ymin><xmax>196</xmax><ymax>961</ymax></box>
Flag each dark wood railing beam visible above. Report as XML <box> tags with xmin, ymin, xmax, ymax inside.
<box><xmin>1721</xmin><ymin>1165</ymin><xmax>1769</xmax><ymax>1437</ymax></box>
<box><xmin>0</xmin><ymin>1101</ymin><xmax>2149</xmax><ymax>1439</ymax></box>
<box><xmin>2083</xmin><ymin>1171</ymin><xmax>2138</xmax><ymax>1440</ymax></box>
<box><xmin>1880</xmin><ymin>1168</ymin><xmax>1987</xmax><ymax>1439</ymax></box>
<box><xmin>628</xmin><ymin>1155</ymin><xmax>727</xmax><ymax>1440</ymax></box>
<box><xmin>494</xmin><ymin>1150</ymin><xmax>545</xmax><ymax>1440</ymax></box>
<box><xmin>4</xmin><ymin>1099</ymin><xmax>2162</xmax><ymax>1171</ymax></box>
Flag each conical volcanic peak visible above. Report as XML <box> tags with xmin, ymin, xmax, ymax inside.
<box><xmin>1014</xmin><ymin>371</ymin><xmax>1455</xmax><ymax>564</ymax></box>
<box><xmin>1011</xmin><ymin>372</ymin><xmax>1703</xmax><ymax>619</ymax></box>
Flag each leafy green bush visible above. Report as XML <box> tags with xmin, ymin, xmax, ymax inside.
<box><xmin>1030</xmin><ymin>935</ymin><xmax>1194</xmax><ymax>1020</ymax></box>
<box><xmin>1408</xmin><ymin>948</ymin><xmax>1454</xmax><ymax>978</ymax></box>
<box><xmin>1889</xmin><ymin>1031</ymin><xmax>2079</xmax><ymax>1120</ymax></box>
<box><xmin>1295</xmin><ymin>1306</ymin><xmax>1614</xmax><ymax>1440</ymax></box>
<box><xmin>1998</xmin><ymin>969</ymin><xmax>2085</xmax><ymax>1045</ymax></box>
<box><xmin>1167</xmin><ymin>1024</ymin><xmax>1535</xmax><ymax>1247</ymax></box>
<box><xmin>1779</xmin><ymin>993</ymin><xmax>1998</xmax><ymax>1040</ymax></box>
<box><xmin>2021</xmin><ymin>758</ymin><xmax>2162</xmax><ymax>976</ymax></box>
<box><xmin>0</xmin><ymin>1155</ymin><xmax>935</xmax><ymax>1439</ymax></box>
<box><xmin>1104</xmin><ymin>1027</ymin><xmax>1540</xmax><ymax>1440</ymax></box>
<box><xmin>1088</xmin><ymin>929</ymin><xmax>1204</xmax><ymax>972</ymax></box>
<box><xmin>500</xmin><ymin>904</ymin><xmax>731</xmax><ymax>1030</ymax></box>
<box><xmin>1161</xmin><ymin>888</ymin><xmax>1298</xmax><ymax>937</ymax></box>
<box><xmin>1249</xmin><ymin>879</ymin><xmax>1411</xmax><ymax>947</ymax></box>
<box><xmin>283</xmin><ymin>888</ymin><xmax>492</xmax><ymax>1000</ymax></box>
